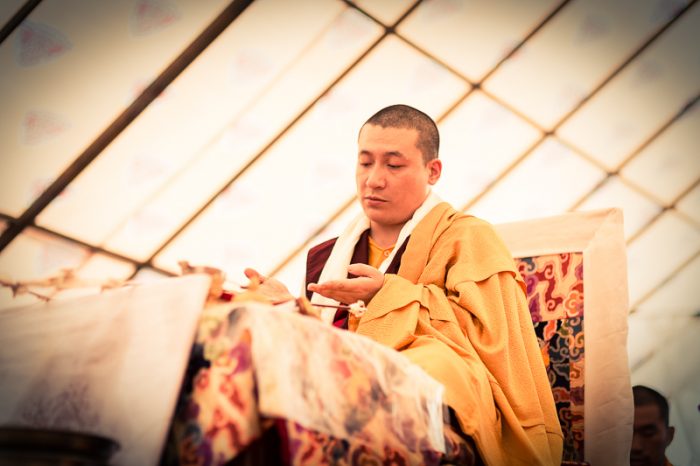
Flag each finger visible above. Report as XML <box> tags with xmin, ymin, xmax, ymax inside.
<box><xmin>307</xmin><ymin>283</ymin><xmax>336</xmax><ymax>297</ymax></box>
<box><xmin>326</xmin><ymin>280</ymin><xmax>352</xmax><ymax>291</ymax></box>
<box><xmin>244</xmin><ymin>268</ymin><xmax>265</xmax><ymax>282</ymax></box>
<box><xmin>309</xmin><ymin>287</ymin><xmax>348</xmax><ymax>302</ymax></box>
<box><xmin>347</xmin><ymin>263</ymin><xmax>380</xmax><ymax>278</ymax></box>
<box><xmin>311</xmin><ymin>280</ymin><xmax>352</xmax><ymax>294</ymax></box>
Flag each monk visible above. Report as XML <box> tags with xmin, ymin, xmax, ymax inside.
<box><xmin>246</xmin><ymin>104</ymin><xmax>563</xmax><ymax>465</ymax></box>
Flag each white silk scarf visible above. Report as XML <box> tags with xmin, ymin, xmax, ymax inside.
<box><xmin>310</xmin><ymin>191</ymin><xmax>443</xmax><ymax>324</ymax></box>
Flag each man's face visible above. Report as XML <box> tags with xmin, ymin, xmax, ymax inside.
<box><xmin>356</xmin><ymin>124</ymin><xmax>441</xmax><ymax>232</ymax></box>
<box><xmin>631</xmin><ymin>404</ymin><xmax>675</xmax><ymax>466</ymax></box>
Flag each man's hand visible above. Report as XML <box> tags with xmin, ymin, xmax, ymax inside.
<box><xmin>307</xmin><ymin>263</ymin><xmax>383</xmax><ymax>304</ymax></box>
<box><xmin>244</xmin><ymin>268</ymin><xmax>294</xmax><ymax>304</ymax></box>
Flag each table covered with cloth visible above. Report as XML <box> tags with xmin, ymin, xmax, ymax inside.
<box><xmin>163</xmin><ymin>300</ymin><xmax>478</xmax><ymax>466</ymax></box>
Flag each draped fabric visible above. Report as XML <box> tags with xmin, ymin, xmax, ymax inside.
<box><xmin>168</xmin><ymin>302</ymin><xmax>479</xmax><ymax>465</ymax></box>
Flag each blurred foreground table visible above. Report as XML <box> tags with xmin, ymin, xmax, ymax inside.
<box><xmin>0</xmin><ymin>275</ymin><xmax>212</xmax><ymax>465</ymax></box>
<box><xmin>0</xmin><ymin>274</ymin><xmax>474</xmax><ymax>465</ymax></box>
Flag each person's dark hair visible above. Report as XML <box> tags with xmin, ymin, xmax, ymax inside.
<box><xmin>633</xmin><ymin>385</ymin><xmax>670</xmax><ymax>426</ymax></box>
<box><xmin>362</xmin><ymin>104</ymin><xmax>439</xmax><ymax>163</ymax></box>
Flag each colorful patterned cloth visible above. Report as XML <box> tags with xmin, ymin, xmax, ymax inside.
<box><xmin>166</xmin><ymin>301</ymin><xmax>469</xmax><ymax>466</ymax></box>
<box><xmin>517</xmin><ymin>253</ymin><xmax>585</xmax><ymax>463</ymax></box>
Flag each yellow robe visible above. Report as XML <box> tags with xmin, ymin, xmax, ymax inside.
<box><xmin>349</xmin><ymin>202</ymin><xmax>563</xmax><ymax>465</ymax></box>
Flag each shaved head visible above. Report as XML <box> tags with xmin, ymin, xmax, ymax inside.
<box><xmin>362</xmin><ymin>104</ymin><xmax>439</xmax><ymax>163</ymax></box>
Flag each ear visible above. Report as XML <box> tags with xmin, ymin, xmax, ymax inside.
<box><xmin>426</xmin><ymin>158</ymin><xmax>442</xmax><ymax>185</ymax></box>
<box><xmin>666</xmin><ymin>425</ymin><xmax>675</xmax><ymax>447</ymax></box>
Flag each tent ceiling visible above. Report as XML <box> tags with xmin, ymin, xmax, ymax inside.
<box><xmin>0</xmin><ymin>0</ymin><xmax>699</xmax><ymax>425</ymax></box>
<box><xmin>1</xmin><ymin>0</ymin><xmax>698</xmax><ymax>315</ymax></box>
<box><xmin>0</xmin><ymin>0</ymin><xmax>698</xmax><ymax>461</ymax></box>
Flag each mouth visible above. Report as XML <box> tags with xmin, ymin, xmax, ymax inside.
<box><xmin>363</xmin><ymin>196</ymin><xmax>388</xmax><ymax>207</ymax></box>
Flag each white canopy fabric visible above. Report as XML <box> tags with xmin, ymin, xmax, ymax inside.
<box><xmin>0</xmin><ymin>0</ymin><xmax>697</xmax><ymax>463</ymax></box>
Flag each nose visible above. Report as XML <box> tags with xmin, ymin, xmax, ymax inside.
<box><xmin>366</xmin><ymin>165</ymin><xmax>385</xmax><ymax>189</ymax></box>
<box><xmin>630</xmin><ymin>433</ymin><xmax>643</xmax><ymax>453</ymax></box>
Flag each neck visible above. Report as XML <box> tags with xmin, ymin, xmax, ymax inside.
<box><xmin>369</xmin><ymin>221</ymin><xmax>403</xmax><ymax>248</ymax></box>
